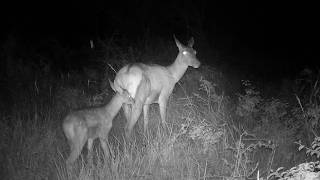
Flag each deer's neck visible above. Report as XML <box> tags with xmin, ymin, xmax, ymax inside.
<box><xmin>167</xmin><ymin>55</ymin><xmax>188</xmax><ymax>83</ymax></box>
<box><xmin>104</xmin><ymin>93</ymin><xmax>124</xmax><ymax>120</ymax></box>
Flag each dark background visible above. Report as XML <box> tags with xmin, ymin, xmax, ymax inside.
<box><xmin>1</xmin><ymin>0</ymin><xmax>318</xmax><ymax>80</ymax></box>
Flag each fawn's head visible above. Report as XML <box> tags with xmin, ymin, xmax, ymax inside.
<box><xmin>109</xmin><ymin>79</ymin><xmax>135</xmax><ymax>104</ymax></box>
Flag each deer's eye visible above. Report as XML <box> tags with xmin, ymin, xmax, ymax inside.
<box><xmin>182</xmin><ymin>51</ymin><xmax>188</xmax><ymax>55</ymax></box>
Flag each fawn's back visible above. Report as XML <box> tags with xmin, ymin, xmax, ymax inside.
<box><xmin>63</xmin><ymin>107</ymin><xmax>110</xmax><ymax>140</ymax></box>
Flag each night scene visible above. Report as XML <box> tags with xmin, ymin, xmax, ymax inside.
<box><xmin>0</xmin><ymin>1</ymin><xmax>319</xmax><ymax>179</ymax></box>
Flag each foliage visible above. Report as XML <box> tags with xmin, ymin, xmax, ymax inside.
<box><xmin>267</xmin><ymin>136</ymin><xmax>320</xmax><ymax>180</ymax></box>
<box><xmin>296</xmin><ymin>137</ymin><xmax>320</xmax><ymax>159</ymax></box>
<box><xmin>1</xmin><ymin>36</ymin><xmax>318</xmax><ymax>180</ymax></box>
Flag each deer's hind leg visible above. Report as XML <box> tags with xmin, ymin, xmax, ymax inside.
<box><xmin>87</xmin><ymin>138</ymin><xmax>94</xmax><ymax>166</ymax></box>
<box><xmin>126</xmin><ymin>75</ymin><xmax>150</xmax><ymax>138</ymax></box>
<box><xmin>122</xmin><ymin>103</ymin><xmax>131</xmax><ymax>122</ymax></box>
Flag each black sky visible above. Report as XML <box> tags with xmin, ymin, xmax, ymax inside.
<box><xmin>1</xmin><ymin>0</ymin><xmax>319</xmax><ymax>78</ymax></box>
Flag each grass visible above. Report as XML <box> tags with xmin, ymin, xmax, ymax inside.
<box><xmin>1</xmin><ymin>36</ymin><xmax>319</xmax><ymax>180</ymax></box>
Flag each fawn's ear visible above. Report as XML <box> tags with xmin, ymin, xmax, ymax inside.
<box><xmin>109</xmin><ymin>79</ymin><xmax>116</xmax><ymax>92</ymax></box>
<box><xmin>122</xmin><ymin>89</ymin><xmax>135</xmax><ymax>104</ymax></box>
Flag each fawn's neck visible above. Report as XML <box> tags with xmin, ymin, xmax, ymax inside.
<box><xmin>104</xmin><ymin>93</ymin><xmax>124</xmax><ymax>119</ymax></box>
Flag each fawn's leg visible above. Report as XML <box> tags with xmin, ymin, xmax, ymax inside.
<box><xmin>66</xmin><ymin>129</ymin><xmax>87</xmax><ymax>166</ymax></box>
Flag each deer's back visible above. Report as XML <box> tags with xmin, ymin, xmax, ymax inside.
<box><xmin>142</xmin><ymin>64</ymin><xmax>175</xmax><ymax>91</ymax></box>
<box><xmin>116</xmin><ymin>63</ymin><xmax>175</xmax><ymax>97</ymax></box>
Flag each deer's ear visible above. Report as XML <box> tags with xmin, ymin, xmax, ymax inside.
<box><xmin>173</xmin><ymin>34</ymin><xmax>183</xmax><ymax>51</ymax></box>
<box><xmin>109</xmin><ymin>79</ymin><xmax>116</xmax><ymax>92</ymax></box>
<box><xmin>187</xmin><ymin>37</ymin><xmax>194</xmax><ymax>48</ymax></box>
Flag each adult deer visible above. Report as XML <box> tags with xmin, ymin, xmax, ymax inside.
<box><xmin>111</xmin><ymin>35</ymin><xmax>201</xmax><ymax>137</ymax></box>
<box><xmin>62</xmin><ymin>90</ymin><xmax>133</xmax><ymax>165</ymax></box>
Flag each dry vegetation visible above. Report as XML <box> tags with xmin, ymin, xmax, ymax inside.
<box><xmin>1</xmin><ymin>36</ymin><xmax>319</xmax><ymax>180</ymax></box>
